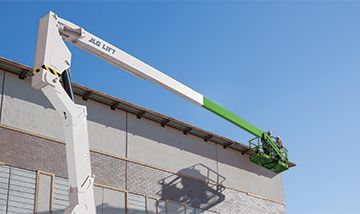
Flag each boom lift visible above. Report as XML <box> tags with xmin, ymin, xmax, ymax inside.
<box><xmin>32</xmin><ymin>12</ymin><xmax>289</xmax><ymax>214</ymax></box>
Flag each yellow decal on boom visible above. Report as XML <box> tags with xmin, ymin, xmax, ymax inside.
<box><xmin>33</xmin><ymin>65</ymin><xmax>60</xmax><ymax>77</ymax></box>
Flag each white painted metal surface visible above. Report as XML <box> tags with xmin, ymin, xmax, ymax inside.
<box><xmin>32</xmin><ymin>69</ymin><xmax>96</xmax><ymax>214</ymax></box>
<box><xmin>56</xmin><ymin>13</ymin><xmax>204</xmax><ymax>106</ymax></box>
<box><xmin>34</xmin><ymin>12</ymin><xmax>71</xmax><ymax>75</ymax></box>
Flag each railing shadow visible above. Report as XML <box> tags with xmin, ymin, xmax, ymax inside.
<box><xmin>157</xmin><ymin>163</ymin><xmax>226</xmax><ymax>212</ymax></box>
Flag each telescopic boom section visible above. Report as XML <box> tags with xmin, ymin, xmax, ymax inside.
<box><xmin>57</xmin><ymin>15</ymin><xmax>204</xmax><ymax>107</ymax></box>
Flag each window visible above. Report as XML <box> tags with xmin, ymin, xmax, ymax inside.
<box><xmin>0</xmin><ymin>165</ymin><xmax>10</xmax><ymax>213</ymax></box>
<box><xmin>186</xmin><ymin>207</ymin><xmax>203</xmax><ymax>214</ymax></box>
<box><xmin>128</xmin><ymin>193</ymin><xmax>146</xmax><ymax>214</ymax></box>
<box><xmin>94</xmin><ymin>185</ymin><xmax>126</xmax><ymax>214</ymax></box>
<box><xmin>35</xmin><ymin>172</ymin><xmax>54</xmax><ymax>214</ymax></box>
<box><xmin>167</xmin><ymin>200</ymin><xmax>185</xmax><ymax>214</ymax></box>
<box><xmin>53</xmin><ymin>177</ymin><xmax>69</xmax><ymax>214</ymax></box>
<box><xmin>6</xmin><ymin>167</ymin><xmax>36</xmax><ymax>213</ymax></box>
<box><xmin>146</xmin><ymin>197</ymin><xmax>157</xmax><ymax>214</ymax></box>
<box><xmin>158</xmin><ymin>200</ymin><xmax>166</xmax><ymax>214</ymax></box>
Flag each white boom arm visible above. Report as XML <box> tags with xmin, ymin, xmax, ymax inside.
<box><xmin>32</xmin><ymin>71</ymin><xmax>95</xmax><ymax>214</ymax></box>
<box><xmin>33</xmin><ymin>13</ymin><xmax>96</xmax><ymax>214</ymax></box>
<box><xmin>38</xmin><ymin>12</ymin><xmax>205</xmax><ymax>106</ymax></box>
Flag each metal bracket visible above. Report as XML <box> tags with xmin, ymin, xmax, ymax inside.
<box><xmin>203</xmin><ymin>135</ymin><xmax>213</xmax><ymax>142</ymax></box>
<box><xmin>161</xmin><ymin>119</ymin><xmax>170</xmax><ymax>127</ymax></box>
<box><xmin>223</xmin><ymin>142</ymin><xmax>232</xmax><ymax>149</ymax></box>
<box><xmin>82</xmin><ymin>91</ymin><xmax>93</xmax><ymax>101</ymax></box>
<box><xmin>183</xmin><ymin>127</ymin><xmax>192</xmax><ymax>135</ymax></box>
<box><xmin>110</xmin><ymin>101</ymin><xmax>120</xmax><ymax>110</ymax></box>
<box><xmin>241</xmin><ymin>148</ymin><xmax>250</xmax><ymax>155</ymax></box>
<box><xmin>136</xmin><ymin>110</ymin><xmax>146</xmax><ymax>119</ymax></box>
<box><xmin>18</xmin><ymin>69</ymin><xmax>28</xmax><ymax>80</ymax></box>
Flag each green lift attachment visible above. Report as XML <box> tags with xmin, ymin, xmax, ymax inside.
<box><xmin>202</xmin><ymin>98</ymin><xmax>289</xmax><ymax>173</ymax></box>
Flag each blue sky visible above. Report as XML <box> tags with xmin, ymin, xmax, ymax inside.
<box><xmin>1</xmin><ymin>1</ymin><xmax>359</xmax><ymax>213</ymax></box>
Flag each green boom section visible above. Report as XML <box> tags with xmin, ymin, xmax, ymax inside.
<box><xmin>202</xmin><ymin>97</ymin><xmax>289</xmax><ymax>173</ymax></box>
<box><xmin>202</xmin><ymin>98</ymin><xmax>264</xmax><ymax>138</ymax></box>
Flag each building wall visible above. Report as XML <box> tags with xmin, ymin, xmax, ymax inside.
<box><xmin>127</xmin><ymin>113</ymin><xmax>218</xmax><ymax>182</ymax></box>
<box><xmin>0</xmin><ymin>69</ymin><xmax>286</xmax><ymax>213</ymax></box>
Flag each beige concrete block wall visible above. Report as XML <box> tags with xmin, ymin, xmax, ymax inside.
<box><xmin>1</xmin><ymin>71</ymin><xmax>127</xmax><ymax>157</ymax></box>
<box><xmin>216</xmin><ymin>144</ymin><xmax>284</xmax><ymax>201</ymax></box>
<box><xmin>127</xmin><ymin>113</ymin><xmax>218</xmax><ymax>182</ymax></box>
<box><xmin>1</xmin><ymin>70</ymin><xmax>64</xmax><ymax>140</ymax></box>
<box><xmin>75</xmin><ymin>97</ymin><xmax>127</xmax><ymax>157</ymax></box>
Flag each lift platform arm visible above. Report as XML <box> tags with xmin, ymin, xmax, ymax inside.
<box><xmin>32</xmin><ymin>11</ymin><xmax>289</xmax><ymax>213</ymax></box>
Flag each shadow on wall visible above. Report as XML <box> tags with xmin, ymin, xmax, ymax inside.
<box><xmin>158</xmin><ymin>164</ymin><xmax>225</xmax><ymax>211</ymax></box>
